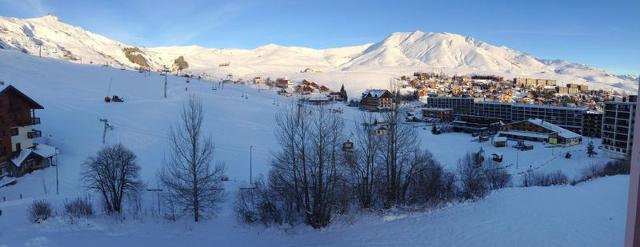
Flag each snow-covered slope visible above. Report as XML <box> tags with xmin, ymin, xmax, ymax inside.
<box><xmin>0</xmin><ymin>45</ymin><xmax>627</xmax><ymax>247</ymax></box>
<box><xmin>0</xmin><ymin>15</ymin><xmax>637</xmax><ymax>94</ymax></box>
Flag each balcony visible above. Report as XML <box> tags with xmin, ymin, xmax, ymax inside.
<box><xmin>27</xmin><ymin>130</ymin><xmax>42</xmax><ymax>139</ymax></box>
<box><xmin>31</xmin><ymin>117</ymin><xmax>41</xmax><ymax>125</ymax></box>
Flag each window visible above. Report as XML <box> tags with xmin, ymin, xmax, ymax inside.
<box><xmin>10</xmin><ymin>128</ymin><xmax>18</xmax><ymax>136</ymax></box>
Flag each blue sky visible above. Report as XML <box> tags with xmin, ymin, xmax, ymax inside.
<box><xmin>0</xmin><ymin>0</ymin><xmax>638</xmax><ymax>75</ymax></box>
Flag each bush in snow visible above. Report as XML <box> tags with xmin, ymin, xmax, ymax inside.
<box><xmin>457</xmin><ymin>152</ymin><xmax>489</xmax><ymax>200</ymax></box>
<box><xmin>28</xmin><ymin>200</ymin><xmax>53</xmax><ymax>223</ymax></box>
<box><xmin>573</xmin><ymin>159</ymin><xmax>630</xmax><ymax>185</ymax></box>
<box><xmin>522</xmin><ymin>171</ymin><xmax>568</xmax><ymax>187</ymax></box>
<box><xmin>64</xmin><ymin>197</ymin><xmax>94</xmax><ymax>221</ymax></box>
<box><xmin>484</xmin><ymin>161</ymin><xmax>512</xmax><ymax>190</ymax></box>
<box><xmin>405</xmin><ymin>150</ymin><xmax>457</xmax><ymax>205</ymax></box>
<box><xmin>234</xmin><ymin>177</ymin><xmax>283</xmax><ymax>226</ymax></box>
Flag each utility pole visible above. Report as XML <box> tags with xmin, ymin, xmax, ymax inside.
<box><xmin>55</xmin><ymin>148</ymin><xmax>59</xmax><ymax>195</ymax></box>
<box><xmin>164</xmin><ymin>73</ymin><xmax>168</xmax><ymax>98</ymax></box>
<box><xmin>38</xmin><ymin>44</ymin><xmax>42</xmax><ymax>58</ymax></box>
<box><xmin>99</xmin><ymin>118</ymin><xmax>113</xmax><ymax>144</ymax></box>
<box><xmin>147</xmin><ymin>188</ymin><xmax>163</xmax><ymax>216</ymax></box>
<box><xmin>249</xmin><ymin>145</ymin><xmax>253</xmax><ymax>185</ymax></box>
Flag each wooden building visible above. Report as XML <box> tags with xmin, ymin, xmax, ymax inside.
<box><xmin>498</xmin><ymin>118</ymin><xmax>582</xmax><ymax>146</ymax></box>
<box><xmin>0</xmin><ymin>84</ymin><xmax>56</xmax><ymax>177</ymax></box>
<box><xmin>360</xmin><ymin>89</ymin><xmax>394</xmax><ymax>111</ymax></box>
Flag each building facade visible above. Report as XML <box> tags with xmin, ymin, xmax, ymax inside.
<box><xmin>427</xmin><ymin>96</ymin><xmax>586</xmax><ymax>134</ymax></box>
<box><xmin>602</xmin><ymin>96</ymin><xmax>637</xmax><ymax>158</ymax></box>
<box><xmin>583</xmin><ymin>111</ymin><xmax>603</xmax><ymax>138</ymax></box>
<box><xmin>0</xmin><ymin>85</ymin><xmax>55</xmax><ymax>177</ymax></box>
<box><xmin>360</xmin><ymin>89</ymin><xmax>394</xmax><ymax>111</ymax></box>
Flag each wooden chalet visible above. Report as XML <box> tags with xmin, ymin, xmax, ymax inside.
<box><xmin>0</xmin><ymin>84</ymin><xmax>56</xmax><ymax>177</ymax></box>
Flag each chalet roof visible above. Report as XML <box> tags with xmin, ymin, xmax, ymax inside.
<box><xmin>0</xmin><ymin>85</ymin><xmax>44</xmax><ymax>109</ymax></box>
<box><xmin>362</xmin><ymin>89</ymin><xmax>390</xmax><ymax>98</ymax></box>
<box><xmin>10</xmin><ymin>144</ymin><xmax>57</xmax><ymax>168</ymax></box>
<box><xmin>526</xmin><ymin>118</ymin><xmax>581</xmax><ymax>139</ymax></box>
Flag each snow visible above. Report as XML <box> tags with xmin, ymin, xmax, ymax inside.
<box><xmin>0</xmin><ymin>42</ymin><xmax>628</xmax><ymax>246</ymax></box>
<box><xmin>0</xmin><ymin>15</ymin><xmax>637</xmax><ymax>97</ymax></box>
<box><xmin>10</xmin><ymin>149</ymin><xmax>31</xmax><ymax>168</ymax></box>
<box><xmin>33</xmin><ymin>144</ymin><xmax>57</xmax><ymax>158</ymax></box>
<box><xmin>362</xmin><ymin>89</ymin><xmax>389</xmax><ymax>98</ymax></box>
<box><xmin>527</xmin><ymin>118</ymin><xmax>581</xmax><ymax>139</ymax></box>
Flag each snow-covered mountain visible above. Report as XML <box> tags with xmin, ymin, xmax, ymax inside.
<box><xmin>0</xmin><ymin>15</ymin><xmax>637</xmax><ymax>93</ymax></box>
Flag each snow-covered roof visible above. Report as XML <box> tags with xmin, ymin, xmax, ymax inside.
<box><xmin>33</xmin><ymin>144</ymin><xmax>57</xmax><ymax>158</ymax></box>
<box><xmin>363</xmin><ymin>89</ymin><xmax>390</xmax><ymax>98</ymax></box>
<box><xmin>498</xmin><ymin>130</ymin><xmax>549</xmax><ymax>140</ymax></box>
<box><xmin>527</xmin><ymin>118</ymin><xmax>581</xmax><ymax>139</ymax></box>
<box><xmin>11</xmin><ymin>149</ymin><xmax>33</xmax><ymax>168</ymax></box>
<box><xmin>493</xmin><ymin>136</ymin><xmax>507</xmax><ymax>142</ymax></box>
<box><xmin>10</xmin><ymin>144</ymin><xmax>57</xmax><ymax>167</ymax></box>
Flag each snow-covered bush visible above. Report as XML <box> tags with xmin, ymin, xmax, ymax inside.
<box><xmin>406</xmin><ymin>151</ymin><xmax>457</xmax><ymax>205</ymax></box>
<box><xmin>522</xmin><ymin>171</ymin><xmax>568</xmax><ymax>187</ymax></box>
<box><xmin>28</xmin><ymin>200</ymin><xmax>53</xmax><ymax>223</ymax></box>
<box><xmin>64</xmin><ymin>197</ymin><xmax>94</xmax><ymax>220</ymax></box>
<box><xmin>484</xmin><ymin>161</ymin><xmax>512</xmax><ymax>190</ymax></box>
<box><xmin>573</xmin><ymin>159</ymin><xmax>630</xmax><ymax>185</ymax></box>
<box><xmin>457</xmin><ymin>152</ymin><xmax>489</xmax><ymax>200</ymax></box>
<box><xmin>234</xmin><ymin>177</ymin><xmax>283</xmax><ymax>225</ymax></box>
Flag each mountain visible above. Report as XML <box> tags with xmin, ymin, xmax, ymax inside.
<box><xmin>0</xmin><ymin>15</ymin><xmax>637</xmax><ymax>93</ymax></box>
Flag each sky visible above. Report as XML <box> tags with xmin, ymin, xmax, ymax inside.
<box><xmin>0</xmin><ymin>0</ymin><xmax>638</xmax><ymax>75</ymax></box>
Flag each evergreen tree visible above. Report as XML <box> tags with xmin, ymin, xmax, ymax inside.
<box><xmin>587</xmin><ymin>141</ymin><xmax>597</xmax><ymax>157</ymax></box>
<box><xmin>339</xmin><ymin>84</ymin><xmax>348</xmax><ymax>101</ymax></box>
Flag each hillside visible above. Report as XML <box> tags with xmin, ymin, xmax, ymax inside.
<box><xmin>0</xmin><ymin>15</ymin><xmax>637</xmax><ymax>95</ymax></box>
<box><xmin>0</xmin><ymin>41</ymin><xmax>629</xmax><ymax>246</ymax></box>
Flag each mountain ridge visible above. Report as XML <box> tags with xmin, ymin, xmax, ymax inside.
<box><xmin>0</xmin><ymin>14</ymin><xmax>636</xmax><ymax>93</ymax></box>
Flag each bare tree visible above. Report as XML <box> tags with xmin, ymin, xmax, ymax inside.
<box><xmin>457</xmin><ymin>152</ymin><xmax>489</xmax><ymax>200</ymax></box>
<box><xmin>160</xmin><ymin>95</ymin><xmax>225</xmax><ymax>222</ymax></box>
<box><xmin>268</xmin><ymin>104</ymin><xmax>346</xmax><ymax>228</ymax></box>
<box><xmin>345</xmin><ymin>112</ymin><xmax>381</xmax><ymax>208</ymax></box>
<box><xmin>380</xmin><ymin>96</ymin><xmax>419</xmax><ymax>207</ymax></box>
<box><xmin>82</xmin><ymin>144</ymin><xmax>142</xmax><ymax>214</ymax></box>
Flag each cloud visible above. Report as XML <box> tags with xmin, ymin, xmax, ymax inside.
<box><xmin>0</xmin><ymin>0</ymin><xmax>49</xmax><ymax>16</ymax></box>
<box><xmin>158</xmin><ymin>0</ymin><xmax>259</xmax><ymax>45</ymax></box>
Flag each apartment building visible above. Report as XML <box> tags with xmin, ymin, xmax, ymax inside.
<box><xmin>602</xmin><ymin>95</ymin><xmax>637</xmax><ymax>158</ymax></box>
<box><xmin>427</xmin><ymin>96</ymin><xmax>586</xmax><ymax>134</ymax></box>
<box><xmin>426</xmin><ymin>96</ymin><xmax>474</xmax><ymax>115</ymax></box>
<box><xmin>583</xmin><ymin>111</ymin><xmax>603</xmax><ymax>138</ymax></box>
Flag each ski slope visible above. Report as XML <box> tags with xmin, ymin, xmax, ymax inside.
<box><xmin>0</xmin><ymin>49</ymin><xmax>628</xmax><ymax>246</ymax></box>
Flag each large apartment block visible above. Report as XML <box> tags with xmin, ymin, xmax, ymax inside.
<box><xmin>602</xmin><ymin>96</ymin><xmax>637</xmax><ymax>158</ymax></box>
<box><xmin>426</xmin><ymin>96</ymin><xmax>586</xmax><ymax>134</ymax></box>
<box><xmin>426</xmin><ymin>96</ymin><xmax>474</xmax><ymax>115</ymax></box>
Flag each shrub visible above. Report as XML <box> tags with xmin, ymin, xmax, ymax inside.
<box><xmin>522</xmin><ymin>171</ymin><xmax>568</xmax><ymax>187</ymax></box>
<box><xmin>408</xmin><ymin>157</ymin><xmax>457</xmax><ymax>205</ymax></box>
<box><xmin>457</xmin><ymin>153</ymin><xmax>489</xmax><ymax>200</ymax></box>
<box><xmin>28</xmin><ymin>200</ymin><xmax>53</xmax><ymax>223</ymax></box>
<box><xmin>234</xmin><ymin>178</ymin><xmax>282</xmax><ymax>226</ymax></box>
<box><xmin>64</xmin><ymin>197</ymin><xmax>94</xmax><ymax>220</ymax></box>
<box><xmin>574</xmin><ymin>160</ymin><xmax>630</xmax><ymax>185</ymax></box>
<box><xmin>484</xmin><ymin>162</ymin><xmax>512</xmax><ymax>190</ymax></box>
